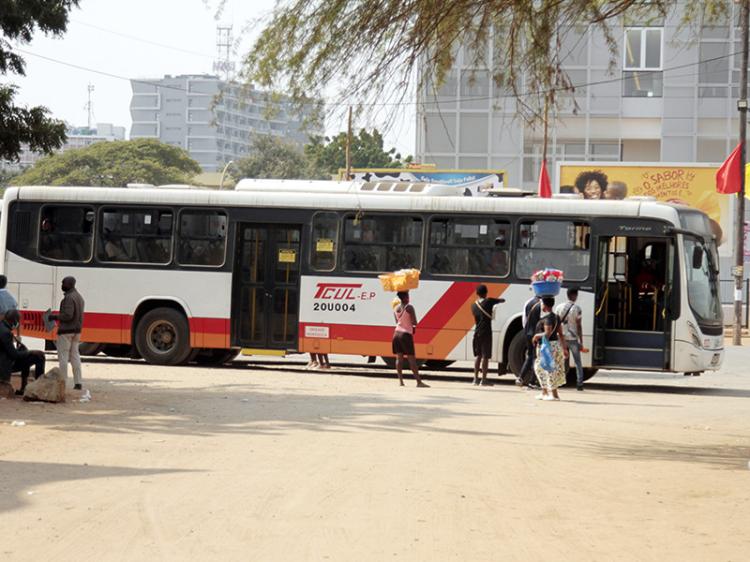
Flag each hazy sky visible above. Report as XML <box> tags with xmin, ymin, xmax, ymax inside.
<box><xmin>11</xmin><ymin>0</ymin><xmax>416</xmax><ymax>156</ymax></box>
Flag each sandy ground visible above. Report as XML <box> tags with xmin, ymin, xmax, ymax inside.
<box><xmin>1</xmin><ymin>350</ymin><xmax>749</xmax><ymax>562</ymax></box>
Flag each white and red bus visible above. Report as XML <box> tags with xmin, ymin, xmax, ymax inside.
<box><xmin>0</xmin><ymin>181</ymin><xmax>723</xmax><ymax>379</ymax></box>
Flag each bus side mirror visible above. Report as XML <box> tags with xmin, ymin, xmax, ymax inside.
<box><xmin>692</xmin><ymin>246</ymin><xmax>703</xmax><ymax>269</ymax></box>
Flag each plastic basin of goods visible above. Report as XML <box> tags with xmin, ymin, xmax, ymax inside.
<box><xmin>532</xmin><ymin>280</ymin><xmax>561</xmax><ymax>297</ymax></box>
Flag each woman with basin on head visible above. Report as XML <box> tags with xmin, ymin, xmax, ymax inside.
<box><xmin>532</xmin><ymin>296</ymin><xmax>569</xmax><ymax>400</ymax></box>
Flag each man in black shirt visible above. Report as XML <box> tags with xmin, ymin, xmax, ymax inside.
<box><xmin>471</xmin><ymin>284</ymin><xmax>505</xmax><ymax>386</ymax></box>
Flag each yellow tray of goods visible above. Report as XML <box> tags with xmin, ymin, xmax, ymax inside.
<box><xmin>378</xmin><ymin>268</ymin><xmax>420</xmax><ymax>292</ymax></box>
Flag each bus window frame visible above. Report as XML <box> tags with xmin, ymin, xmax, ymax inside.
<box><xmin>426</xmin><ymin>215</ymin><xmax>512</xmax><ymax>279</ymax></box>
<box><xmin>38</xmin><ymin>203</ymin><xmax>96</xmax><ymax>264</ymax></box>
<box><xmin>310</xmin><ymin>211</ymin><xmax>340</xmax><ymax>273</ymax></box>
<box><xmin>341</xmin><ymin>212</ymin><xmax>424</xmax><ymax>274</ymax></box>
<box><xmin>514</xmin><ymin>218</ymin><xmax>592</xmax><ymax>282</ymax></box>
<box><xmin>176</xmin><ymin>207</ymin><xmax>229</xmax><ymax>269</ymax></box>
<box><xmin>96</xmin><ymin>205</ymin><xmax>175</xmax><ymax>266</ymax></box>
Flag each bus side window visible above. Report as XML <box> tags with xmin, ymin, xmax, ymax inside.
<box><xmin>311</xmin><ymin>212</ymin><xmax>338</xmax><ymax>272</ymax></box>
<box><xmin>342</xmin><ymin>215</ymin><xmax>422</xmax><ymax>273</ymax></box>
<box><xmin>178</xmin><ymin>210</ymin><xmax>227</xmax><ymax>267</ymax></box>
<box><xmin>515</xmin><ymin>220</ymin><xmax>590</xmax><ymax>280</ymax></box>
<box><xmin>98</xmin><ymin>208</ymin><xmax>173</xmax><ymax>264</ymax></box>
<box><xmin>39</xmin><ymin>205</ymin><xmax>94</xmax><ymax>262</ymax></box>
<box><xmin>427</xmin><ymin>217</ymin><xmax>510</xmax><ymax>277</ymax></box>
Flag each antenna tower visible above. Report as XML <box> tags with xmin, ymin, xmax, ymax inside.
<box><xmin>85</xmin><ymin>83</ymin><xmax>95</xmax><ymax>129</ymax></box>
<box><xmin>213</xmin><ymin>25</ymin><xmax>235</xmax><ymax>81</ymax></box>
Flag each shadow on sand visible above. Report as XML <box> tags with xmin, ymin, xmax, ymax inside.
<box><xmin>0</xmin><ymin>460</ymin><xmax>195</xmax><ymax>513</ymax></box>
<box><xmin>569</xmin><ymin>438</ymin><xmax>750</xmax><ymax>471</ymax></box>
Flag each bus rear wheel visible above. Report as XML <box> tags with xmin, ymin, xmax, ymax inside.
<box><xmin>135</xmin><ymin>308</ymin><xmax>192</xmax><ymax>365</ymax></box>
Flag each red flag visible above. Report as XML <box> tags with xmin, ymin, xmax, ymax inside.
<box><xmin>538</xmin><ymin>160</ymin><xmax>552</xmax><ymax>198</ymax></box>
<box><xmin>716</xmin><ymin>143</ymin><xmax>742</xmax><ymax>194</ymax></box>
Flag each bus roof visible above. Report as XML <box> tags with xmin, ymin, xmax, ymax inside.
<box><xmin>4</xmin><ymin>184</ymin><xmax>684</xmax><ymax>224</ymax></box>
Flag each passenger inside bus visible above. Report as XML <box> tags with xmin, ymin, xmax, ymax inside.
<box><xmin>39</xmin><ymin>208</ymin><xmax>93</xmax><ymax>261</ymax></box>
<box><xmin>602</xmin><ymin>237</ymin><xmax>668</xmax><ymax>332</ymax></box>
<box><xmin>103</xmin><ymin>230</ymin><xmax>129</xmax><ymax>261</ymax></box>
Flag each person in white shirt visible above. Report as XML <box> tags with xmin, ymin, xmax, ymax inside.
<box><xmin>554</xmin><ymin>288</ymin><xmax>587</xmax><ymax>391</ymax></box>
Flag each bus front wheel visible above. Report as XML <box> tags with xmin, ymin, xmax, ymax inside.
<box><xmin>135</xmin><ymin>308</ymin><xmax>192</xmax><ymax>365</ymax></box>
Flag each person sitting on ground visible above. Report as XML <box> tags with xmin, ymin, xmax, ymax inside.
<box><xmin>0</xmin><ymin>309</ymin><xmax>46</xmax><ymax>396</ymax></box>
<box><xmin>0</xmin><ymin>275</ymin><xmax>18</xmax><ymax>322</ymax></box>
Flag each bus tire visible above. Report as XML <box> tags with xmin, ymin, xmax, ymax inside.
<box><xmin>423</xmin><ymin>360</ymin><xmax>454</xmax><ymax>370</ymax></box>
<box><xmin>135</xmin><ymin>307</ymin><xmax>192</xmax><ymax>365</ymax></box>
<box><xmin>566</xmin><ymin>367</ymin><xmax>598</xmax><ymax>386</ymax></box>
<box><xmin>507</xmin><ymin>331</ymin><xmax>527</xmax><ymax>377</ymax></box>
<box><xmin>79</xmin><ymin>342</ymin><xmax>104</xmax><ymax>356</ymax></box>
<box><xmin>194</xmin><ymin>348</ymin><xmax>241</xmax><ymax>366</ymax></box>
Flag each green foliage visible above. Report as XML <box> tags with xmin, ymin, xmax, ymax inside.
<box><xmin>239</xmin><ymin>0</ymin><xmax>729</xmax><ymax>123</ymax></box>
<box><xmin>305</xmin><ymin>129</ymin><xmax>412</xmax><ymax>178</ymax></box>
<box><xmin>233</xmin><ymin>130</ymin><xmax>410</xmax><ymax>180</ymax></box>
<box><xmin>11</xmin><ymin>139</ymin><xmax>202</xmax><ymax>187</ymax></box>
<box><xmin>234</xmin><ymin>135</ymin><xmax>308</xmax><ymax>179</ymax></box>
<box><xmin>0</xmin><ymin>168</ymin><xmax>21</xmax><ymax>189</ymax></box>
<box><xmin>0</xmin><ymin>1</ymin><xmax>79</xmax><ymax>160</ymax></box>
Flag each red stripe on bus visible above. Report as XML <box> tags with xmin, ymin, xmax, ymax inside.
<box><xmin>417</xmin><ymin>282</ymin><xmax>477</xmax><ymax>329</ymax></box>
<box><xmin>21</xmin><ymin>310</ymin><xmax>231</xmax><ymax>348</ymax></box>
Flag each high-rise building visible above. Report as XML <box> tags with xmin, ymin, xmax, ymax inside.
<box><xmin>129</xmin><ymin>74</ymin><xmax>320</xmax><ymax>172</ymax></box>
<box><xmin>415</xmin><ymin>3</ymin><xmax>745</xmax><ymax>189</ymax></box>
<box><xmin>1</xmin><ymin>122</ymin><xmax>126</xmax><ymax>172</ymax></box>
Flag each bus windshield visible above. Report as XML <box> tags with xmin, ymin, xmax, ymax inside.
<box><xmin>683</xmin><ymin>236</ymin><xmax>722</xmax><ymax>327</ymax></box>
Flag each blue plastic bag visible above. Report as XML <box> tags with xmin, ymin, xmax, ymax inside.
<box><xmin>539</xmin><ymin>335</ymin><xmax>555</xmax><ymax>372</ymax></box>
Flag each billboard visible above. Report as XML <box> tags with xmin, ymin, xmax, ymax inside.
<box><xmin>339</xmin><ymin>167</ymin><xmax>505</xmax><ymax>197</ymax></box>
<box><xmin>556</xmin><ymin>162</ymin><xmax>733</xmax><ymax>257</ymax></box>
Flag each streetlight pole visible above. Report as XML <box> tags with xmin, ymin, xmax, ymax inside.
<box><xmin>219</xmin><ymin>160</ymin><xmax>235</xmax><ymax>190</ymax></box>
<box><xmin>734</xmin><ymin>0</ymin><xmax>749</xmax><ymax>346</ymax></box>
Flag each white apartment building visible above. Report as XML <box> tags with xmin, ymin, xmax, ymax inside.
<box><xmin>129</xmin><ymin>74</ymin><xmax>320</xmax><ymax>172</ymax></box>
<box><xmin>416</xmin><ymin>3</ymin><xmax>745</xmax><ymax>189</ymax></box>
<box><xmin>2</xmin><ymin>122</ymin><xmax>126</xmax><ymax>172</ymax></box>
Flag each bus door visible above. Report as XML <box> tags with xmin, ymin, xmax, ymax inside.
<box><xmin>232</xmin><ymin>224</ymin><xmax>301</xmax><ymax>351</ymax></box>
<box><xmin>592</xmin><ymin>222</ymin><xmax>675</xmax><ymax>370</ymax></box>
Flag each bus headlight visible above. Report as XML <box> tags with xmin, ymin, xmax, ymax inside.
<box><xmin>687</xmin><ymin>321</ymin><xmax>702</xmax><ymax>348</ymax></box>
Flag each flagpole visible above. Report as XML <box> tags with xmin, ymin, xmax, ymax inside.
<box><xmin>734</xmin><ymin>0</ymin><xmax>749</xmax><ymax>346</ymax></box>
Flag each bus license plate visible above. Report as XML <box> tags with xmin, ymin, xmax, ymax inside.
<box><xmin>711</xmin><ymin>353</ymin><xmax>721</xmax><ymax>366</ymax></box>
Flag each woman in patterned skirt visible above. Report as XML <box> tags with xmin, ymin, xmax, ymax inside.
<box><xmin>532</xmin><ymin>296</ymin><xmax>569</xmax><ymax>400</ymax></box>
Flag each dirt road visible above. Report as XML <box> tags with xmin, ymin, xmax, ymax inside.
<box><xmin>1</xmin><ymin>351</ymin><xmax>749</xmax><ymax>561</ymax></box>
